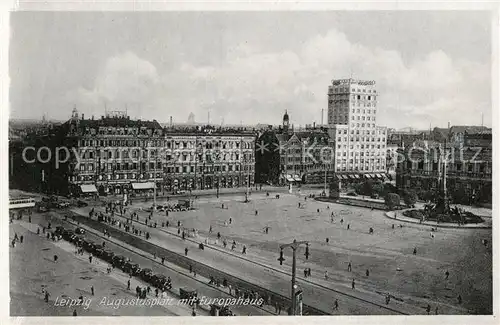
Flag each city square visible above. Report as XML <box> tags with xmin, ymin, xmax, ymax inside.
<box><xmin>7</xmin><ymin>9</ymin><xmax>495</xmax><ymax>320</ymax></box>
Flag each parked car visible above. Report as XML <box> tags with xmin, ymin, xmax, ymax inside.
<box><xmin>93</xmin><ymin>245</ymin><xmax>105</xmax><ymax>257</ymax></box>
<box><xmin>77</xmin><ymin>200</ymin><xmax>88</xmax><ymax>207</ymax></box>
<box><xmin>102</xmin><ymin>250</ymin><xmax>115</xmax><ymax>262</ymax></box>
<box><xmin>55</xmin><ymin>226</ymin><xmax>65</xmax><ymax>236</ymax></box>
<box><xmin>62</xmin><ymin>230</ymin><xmax>74</xmax><ymax>241</ymax></box>
<box><xmin>123</xmin><ymin>262</ymin><xmax>141</xmax><ymax>275</ymax></box>
<box><xmin>57</xmin><ymin>202</ymin><xmax>71</xmax><ymax>208</ymax></box>
<box><xmin>370</xmin><ymin>194</ymin><xmax>379</xmax><ymax>199</ymax></box>
<box><xmin>346</xmin><ymin>192</ymin><xmax>358</xmax><ymax>197</ymax></box>
<box><xmin>37</xmin><ymin>205</ymin><xmax>49</xmax><ymax>213</ymax></box>
<box><xmin>112</xmin><ymin>255</ymin><xmax>127</xmax><ymax>268</ymax></box>
<box><xmin>73</xmin><ymin>236</ymin><xmax>84</xmax><ymax>246</ymax></box>
<box><xmin>75</xmin><ymin>227</ymin><xmax>86</xmax><ymax>235</ymax></box>
<box><xmin>179</xmin><ymin>288</ymin><xmax>197</xmax><ymax>301</ymax></box>
<box><xmin>139</xmin><ymin>268</ymin><xmax>153</xmax><ymax>282</ymax></box>
<box><xmin>83</xmin><ymin>240</ymin><xmax>96</xmax><ymax>252</ymax></box>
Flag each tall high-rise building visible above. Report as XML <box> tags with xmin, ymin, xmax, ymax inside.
<box><xmin>327</xmin><ymin>78</ymin><xmax>387</xmax><ymax>179</ymax></box>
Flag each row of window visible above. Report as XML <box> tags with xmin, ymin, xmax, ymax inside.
<box><xmin>337</xmin><ymin>137</ymin><xmax>386</xmax><ymax>142</ymax></box>
<box><xmin>80</xmin><ymin>150</ymin><xmax>253</xmax><ymax>162</ymax></box>
<box><xmin>79</xmin><ymin>163</ymin><xmax>254</xmax><ymax>173</ymax></box>
<box><xmin>331</xmin><ymin>87</ymin><xmax>376</xmax><ymax>94</ymax></box>
<box><xmin>79</xmin><ymin>139</ymin><xmax>254</xmax><ymax>150</ymax></box>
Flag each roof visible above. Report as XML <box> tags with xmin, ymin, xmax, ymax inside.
<box><xmin>450</xmin><ymin>125</ymin><xmax>489</xmax><ymax>134</ymax></box>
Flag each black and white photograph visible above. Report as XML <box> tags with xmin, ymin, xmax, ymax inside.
<box><xmin>4</xmin><ymin>3</ymin><xmax>498</xmax><ymax>321</ymax></box>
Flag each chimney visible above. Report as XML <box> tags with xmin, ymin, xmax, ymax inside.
<box><xmin>448</xmin><ymin>121</ymin><xmax>450</xmax><ymax>129</ymax></box>
<box><xmin>313</xmin><ymin>122</ymin><xmax>316</xmax><ymax>128</ymax></box>
<box><xmin>92</xmin><ymin>115</ymin><xmax>94</xmax><ymax>120</ymax></box>
<box><xmin>81</xmin><ymin>114</ymin><xmax>84</xmax><ymax>120</ymax></box>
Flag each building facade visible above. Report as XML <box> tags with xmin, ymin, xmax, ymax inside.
<box><xmin>255</xmin><ymin>112</ymin><xmax>334</xmax><ymax>186</ymax></box>
<box><xmin>13</xmin><ymin>109</ymin><xmax>256</xmax><ymax>197</ymax></box>
<box><xmin>396</xmin><ymin>135</ymin><xmax>492</xmax><ymax>205</ymax></box>
<box><xmin>327</xmin><ymin>79</ymin><xmax>388</xmax><ymax>181</ymax></box>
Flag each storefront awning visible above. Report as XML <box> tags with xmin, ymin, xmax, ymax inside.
<box><xmin>293</xmin><ymin>175</ymin><xmax>301</xmax><ymax>181</ymax></box>
<box><xmin>376</xmin><ymin>173</ymin><xmax>384</xmax><ymax>179</ymax></box>
<box><xmin>365</xmin><ymin>174</ymin><xmax>372</xmax><ymax>179</ymax></box>
<box><xmin>354</xmin><ymin>174</ymin><xmax>360</xmax><ymax>179</ymax></box>
<box><xmin>80</xmin><ymin>184</ymin><xmax>97</xmax><ymax>193</ymax></box>
<box><xmin>286</xmin><ymin>175</ymin><xmax>294</xmax><ymax>182</ymax></box>
<box><xmin>131</xmin><ymin>182</ymin><xmax>155</xmax><ymax>190</ymax></box>
<box><xmin>342</xmin><ymin>175</ymin><xmax>348</xmax><ymax>180</ymax></box>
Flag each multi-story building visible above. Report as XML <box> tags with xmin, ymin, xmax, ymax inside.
<box><xmin>255</xmin><ymin>112</ymin><xmax>334</xmax><ymax>186</ymax></box>
<box><xmin>12</xmin><ymin>108</ymin><xmax>256</xmax><ymax>197</ymax></box>
<box><xmin>327</xmin><ymin>78</ymin><xmax>388</xmax><ymax>182</ymax></box>
<box><xmin>396</xmin><ymin>132</ymin><xmax>492</xmax><ymax>205</ymax></box>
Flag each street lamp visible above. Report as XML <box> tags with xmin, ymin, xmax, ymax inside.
<box><xmin>278</xmin><ymin>239</ymin><xmax>309</xmax><ymax>315</ymax></box>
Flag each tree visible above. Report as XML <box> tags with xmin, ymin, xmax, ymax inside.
<box><xmin>372</xmin><ymin>183</ymin><xmax>385</xmax><ymax>196</ymax></box>
<box><xmin>385</xmin><ymin>193</ymin><xmax>400</xmax><ymax>210</ymax></box>
<box><xmin>361</xmin><ymin>180</ymin><xmax>374</xmax><ymax>196</ymax></box>
<box><xmin>329</xmin><ymin>180</ymin><xmax>340</xmax><ymax>199</ymax></box>
<box><xmin>403</xmin><ymin>190</ymin><xmax>418</xmax><ymax>207</ymax></box>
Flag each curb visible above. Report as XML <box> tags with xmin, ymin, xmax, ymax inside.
<box><xmin>384</xmin><ymin>212</ymin><xmax>491</xmax><ymax>229</ymax></box>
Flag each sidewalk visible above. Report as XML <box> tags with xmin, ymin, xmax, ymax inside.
<box><xmin>71</xmin><ymin>205</ymin><xmax>449</xmax><ymax>315</ymax></box>
<box><xmin>385</xmin><ymin>211</ymin><xmax>492</xmax><ymax>229</ymax></box>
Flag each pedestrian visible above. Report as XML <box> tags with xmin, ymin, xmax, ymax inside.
<box><xmin>385</xmin><ymin>294</ymin><xmax>391</xmax><ymax>305</ymax></box>
<box><xmin>43</xmin><ymin>226</ymin><xmax>46</xmax><ymax>234</ymax></box>
<box><xmin>54</xmin><ymin>255</ymin><xmax>58</xmax><ymax>262</ymax></box>
<box><xmin>217</xmin><ymin>232</ymin><xmax>221</xmax><ymax>240</ymax></box>
<box><xmin>166</xmin><ymin>220</ymin><xmax>170</xmax><ymax>228</ymax></box>
<box><xmin>155</xmin><ymin>288</ymin><xmax>159</xmax><ymax>297</ymax></box>
<box><xmin>20</xmin><ymin>235</ymin><xmax>24</xmax><ymax>243</ymax></box>
<box><xmin>304</xmin><ymin>269</ymin><xmax>308</xmax><ymax>277</ymax></box>
<box><xmin>255</xmin><ymin>210</ymin><xmax>258</xmax><ymax>216</ymax></box>
<box><xmin>435</xmin><ymin>306</ymin><xmax>439</xmax><ymax>315</ymax></box>
<box><xmin>182</xmin><ymin>231</ymin><xmax>185</xmax><ymax>240</ymax></box>
<box><xmin>445</xmin><ymin>270</ymin><xmax>449</xmax><ymax>280</ymax></box>
<box><xmin>14</xmin><ymin>233</ymin><xmax>19</xmax><ymax>241</ymax></box>
<box><xmin>73</xmin><ymin>309</ymin><xmax>77</xmax><ymax>316</ymax></box>
<box><xmin>457</xmin><ymin>295</ymin><xmax>462</xmax><ymax>304</ymax></box>
<box><xmin>189</xmin><ymin>264</ymin><xmax>193</xmax><ymax>273</ymax></box>
<box><xmin>340</xmin><ymin>219</ymin><xmax>344</xmax><ymax>224</ymax></box>
<box><xmin>326</xmin><ymin>237</ymin><xmax>329</xmax><ymax>244</ymax></box>
<box><xmin>229</xmin><ymin>217</ymin><xmax>232</xmax><ymax>224</ymax></box>
<box><xmin>242</xmin><ymin>245</ymin><xmax>247</xmax><ymax>254</ymax></box>
<box><xmin>29</xmin><ymin>215</ymin><xmax>32</xmax><ymax>223</ymax></box>
<box><xmin>392</xmin><ymin>224</ymin><xmax>395</xmax><ymax>229</ymax></box>
<box><xmin>324</xmin><ymin>271</ymin><xmax>328</xmax><ymax>280</ymax></box>
<box><xmin>223</xmin><ymin>240</ymin><xmax>227</xmax><ymax>248</ymax></box>
<box><xmin>162</xmin><ymin>257</ymin><xmax>165</xmax><ymax>265</ymax></box>
<box><xmin>37</xmin><ymin>228</ymin><xmax>40</xmax><ymax>235</ymax></box>
<box><xmin>11</xmin><ymin>240</ymin><xmax>15</xmax><ymax>248</ymax></box>
<box><xmin>44</xmin><ymin>291</ymin><xmax>50</xmax><ymax>302</ymax></box>
<box><xmin>347</xmin><ymin>224</ymin><xmax>350</xmax><ymax>230</ymax></box>
<box><xmin>185</xmin><ymin>247</ymin><xmax>188</xmax><ymax>256</ymax></box>
<box><xmin>127</xmin><ymin>280</ymin><xmax>130</xmax><ymax>290</ymax></box>
<box><xmin>333</xmin><ymin>299</ymin><xmax>339</xmax><ymax>310</ymax></box>
<box><xmin>89</xmin><ymin>255</ymin><xmax>93</xmax><ymax>263</ymax></box>
<box><xmin>348</xmin><ymin>262</ymin><xmax>352</xmax><ymax>272</ymax></box>
<box><xmin>413</xmin><ymin>247</ymin><xmax>417</xmax><ymax>255</ymax></box>
<box><xmin>426</xmin><ymin>304</ymin><xmax>431</xmax><ymax>315</ymax></box>
<box><xmin>366</xmin><ymin>269</ymin><xmax>370</xmax><ymax>277</ymax></box>
<box><xmin>317</xmin><ymin>208</ymin><xmax>320</xmax><ymax>213</ymax></box>
<box><xmin>91</xmin><ymin>286</ymin><xmax>94</xmax><ymax>296</ymax></box>
<box><xmin>351</xmin><ymin>279</ymin><xmax>355</xmax><ymax>290</ymax></box>
<box><xmin>209</xmin><ymin>225</ymin><xmax>213</xmax><ymax>233</ymax></box>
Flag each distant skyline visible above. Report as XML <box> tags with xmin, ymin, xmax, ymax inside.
<box><xmin>9</xmin><ymin>11</ymin><xmax>492</xmax><ymax>129</ymax></box>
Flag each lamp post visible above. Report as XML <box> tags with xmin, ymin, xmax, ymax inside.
<box><xmin>278</xmin><ymin>239</ymin><xmax>309</xmax><ymax>315</ymax></box>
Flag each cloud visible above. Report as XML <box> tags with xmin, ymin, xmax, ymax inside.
<box><xmin>70</xmin><ymin>30</ymin><xmax>490</xmax><ymax>129</ymax></box>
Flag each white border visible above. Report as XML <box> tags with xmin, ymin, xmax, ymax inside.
<box><xmin>1</xmin><ymin>2</ymin><xmax>499</xmax><ymax>325</ymax></box>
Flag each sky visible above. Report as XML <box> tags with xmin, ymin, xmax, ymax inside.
<box><xmin>9</xmin><ymin>11</ymin><xmax>492</xmax><ymax>129</ymax></box>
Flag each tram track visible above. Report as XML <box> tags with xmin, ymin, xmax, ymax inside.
<box><xmin>90</xmin><ymin>207</ymin><xmax>410</xmax><ymax>315</ymax></box>
<box><xmin>58</xmin><ymin>210</ymin><xmax>329</xmax><ymax>315</ymax></box>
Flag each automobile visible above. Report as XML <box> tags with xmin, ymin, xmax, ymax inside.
<box><xmin>93</xmin><ymin>245</ymin><xmax>105</xmax><ymax>257</ymax></box>
<box><xmin>123</xmin><ymin>262</ymin><xmax>141</xmax><ymax>275</ymax></box>
<box><xmin>75</xmin><ymin>227</ymin><xmax>86</xmax><ymax>235</ymax></box>
<box><xmin>102</xmin><ymin>250</ymin><xmax>115</xmax><ymax>262</ymax></box>
<box><xmin>52</xmin><ymin>232</ymin><xmax>63</xmax><ymax>241</ymax></box>
<box><xmin>346</xmin><ymin>192</ymin><xmax>358</xmax><ymax>197</ymax></box>
<box><xmin>55</xmin><ymin>226</ymin><xmax>65</xmax><ymax>235</ymax></box>
<box><xmin>37</xmin><ymin>205</ymin><xmax>49</xmax><ymax>213</ymax></box>
<box><xmin>62</xmin><ymin>230</ymin><xmax>75</xmax><ymax>241</ymax></box>
<box><xmin>57</xmin><ymin>202</ymin><xmax>71</xmax><ymax>208</ymax></box>
<box><xmin>112</xmin><ymin>255</ymin><xmax>127</xmax><ymax>268</ymax></box>
<box><xmin>83</xmin><ymin>240</ymin><xmax>96</xmax><ymax>252</ymax></box>
<box><xmin>151</xmin><ymin>274</ymin><xmax>166</xmax><ymax>287</ymax></box>
<box><xmin>139</xmin><ymin>268</ymin><xmax>153</xmax><ymax>282</ymax></box>
<box><xmin>73</xmin><ymin>236</ymin><xmax>84</xmax><ymax>246</ymax></box>
<box><xmin>77</xmin><ymin>200</ymin><xmax>88</xmax><ymax>207</ymax></box>
<box><xmin>179</xmin><ymin>288</ymin><xmax>197</xmax><ymax>301</ymax></box>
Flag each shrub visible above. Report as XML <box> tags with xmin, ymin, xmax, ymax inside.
<box><xmin>385</xmin><ymin>193</ymin><xmax>400</xmax><ymax>210</ymax></box>
<box><xmin>403</xmin><ymin>190</ymin><xmax>418</xmax><ymax>207</ymax></box>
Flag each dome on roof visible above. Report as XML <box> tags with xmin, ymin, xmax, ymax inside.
<box><xmin>283</xmin><ymin>110</ymin><xmax>289</xmax><ymax>122</ymax></box>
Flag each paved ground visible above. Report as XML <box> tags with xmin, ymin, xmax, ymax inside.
<box><xmin>9</xmin><ymin>214</ymin><xmax>207</xmax><ymax>316</ymax></box>
<box><xmin>70</xmin><ymin>189</ymin><xmax>493</xmax><ymax>315</ymax></box>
